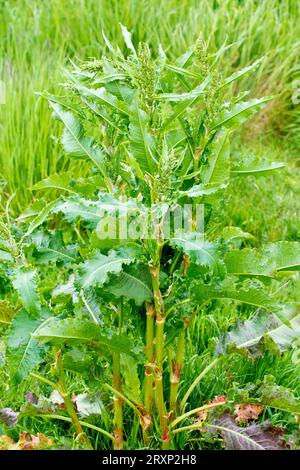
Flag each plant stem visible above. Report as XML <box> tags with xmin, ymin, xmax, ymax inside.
<box><xmin>171</xmin><ymin>401</ymin><xmax>226</xmax><ymax>428</ymax></box>
<box><xmin>155</xmin><ymin>316</ymin><xmax>170</xmax><ymax>449</ymax></box>
<box><xmin>112</xmin><ymin>351</ymin><xmax>124</xmax><ymax>450</ymax></box>
<box><xmin>105</xmin><ymin>384</ymin><xmax>142</xmax><ymax>417</ymax></box>
<box><xmin>169</xmin><ymin>328</ymin><xmax>185</xmax><ymax>417</ymax></box>
<box><xmin>54</xmin><ymin>350</ymin><xmax>92</xmax><ymax>448</ymax></box>
<box><xmin>144</xmin><ymin>303</ymin><xmax>155</xmax><ymax>416</ymax></box>
<box><xmin>150</xmin><ymin>245</ymin><xmax>171</xmax><ymax>449</ymax></box>
<box><xmin>39</xmin><ymin>414</ymin><xmax>114</xmax><ymax>442</ymax></box>
<box><xmin>169</xmin><ymin>251</ymin><xmax>181</xmax><ymax>275</ymax></box>
<box><xmin>143</xmin><ymin>303</ymin><xmax>155</xmax><ymax>443</ymax></box>
<box><xmin>112</xmin><ymin>304</ymin><xmax>124</xmax><ymax>450</ymax></box>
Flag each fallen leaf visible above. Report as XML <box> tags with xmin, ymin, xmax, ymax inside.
<box><xmin>210</xmin><ymin>395</ymin><xmax>227</xmax><ymax>404</ymax></box>
<box><xmin>194</xmin><ymin>410</ymin><xmax>207</xmax><ymax>427</ymax></box>
<box><xmin>17</xmin><ymin>432</ymin><xmax>54</xmax><ymax>450</ymax></box>
<box><xmin>235</xmin><ymin>403</ymin><xmax>264</xmax><ymax>423</ymax></box>
<box><xmin>0</xmin><ymin>432</ymin><xmax>53</xmax><ymax>450</ymax></box>
<box><xmin>194</xmin><ymin>395</ymin><xmax>227</xmax><ymax>427</ymax></box>
<box><xmin>215</xmin><ymin>413</ymin><xmax>287</xmax><ymax>450</ymax></box>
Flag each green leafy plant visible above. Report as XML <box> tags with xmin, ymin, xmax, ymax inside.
<box><xmin>1</xmin><ymin>29</ymin><xmax>300</xmax><ymax>450</ymax></box>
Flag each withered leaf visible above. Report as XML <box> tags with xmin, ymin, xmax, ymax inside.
<box><xmin>235</xmin><ymin>404</ymin><xmax>264</xmax><ymax>423</ymax></box>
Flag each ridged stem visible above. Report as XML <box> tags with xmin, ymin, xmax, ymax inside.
<box><xmin>143</xmin><ymin>303</ymin><xmax>155</xmax><ymax>442</ymax></box>
<box><xmin>169</xmin><ymin>328</ymin><xmax>185</xmax><ymax>417</ymax></box>
<box><xmin>150</xmin><ymin>252</ymin><xmax>171</xmax><ymax>449</ymax></box>
<box><xmin>112</xmin><ymin>351</ymin><xmax>124</xmax><ymax>450</ymax></box>
<box><xmin>55</xmin><ymin>350</ymin><xmax>92</xmax><ymax>448</ymax></box>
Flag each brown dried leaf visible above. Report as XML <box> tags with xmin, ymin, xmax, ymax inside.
<box><xmin>17</xmin><ymin>432</ymin><xmax>54</xmax><ymax>450</ymax></box>
<box><xmin>235</xmin><ymin>403</ymin><xmax>264</xmax><ymax>423</ymax></box>
<box><xmin>195</xmin><ymin>410</ymin><xmax>207</xmax><ymax>425</ymax></box>
<box><xmin>210</xmin><ymin>395</ymin><xmax>227</xmax><ymax>405</ymax></box>
<box><xmin>194</xmin><ymin>395</ymin><xmax>227</xmax><ymax>428</ymax></box>
<box><xmin>0</xmin><ymin>433</ymin><xmax>54</xmax><ymax>450</ymax></box>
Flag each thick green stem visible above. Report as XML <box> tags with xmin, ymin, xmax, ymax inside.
<box><xmin>169</xmin><ymin>328</ymin><xmax>185</xmax><ymax>417</ymax></box>
<box><xmin>55</xmin><ymin>350</ymin><xmax>92</xmax><ymax>448</ymax></box>
<box><xmin>112</xmin><ymin>351</ymin><xmax>124</xmax><ymax>450</ymax></box>
<box><xmin>112</xmin><ymin>304</ymin><xmax>124</xmax><ymax>450</ymax></box>
<box><xmin>155</xmin><ymin>316</ymin><xmax>170</xmax><ymax>448</ymax></box>
<box><xmin>150</xmin><ymin>253</ymin><xmax>171</xmax><ymax>449</ymax></box>
<box><xmin>144</xmin><ymin>303</ymin><xmax>155</xmax><ymax>436</ymax></box>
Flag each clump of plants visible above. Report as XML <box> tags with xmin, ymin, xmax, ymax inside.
<box><xmin>1</xmin><ymin>28</ymin><xmax>300</xmax><ymax>450</ymax></box>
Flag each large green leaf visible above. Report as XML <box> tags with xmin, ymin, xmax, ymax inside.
<box><xmin>266</xmin><ymin>242</ymin><xmax>300</xmax><ymax>272</ymax></box>
<box><xmin>221</xmin><ymin>227</ymin><xmax>254</xmax><ymax>242</ymax></box>
<box><xmin>224</xmin><ymin>250</ymin><xmax>276</xmax><ymax>280</ymax></box>
<box><xmin>193</xmin><ymin>281</ymin><xmax>275</xmax><ymax>310</ymax></box>
<box><xmin>120</xmin><ymin>24</ymin><xmax>137</xmax><ymax>58</ymax></box>
<box><xmin>202</xmin><ymin>130</ymin><xmax>230</xmax><ymax>185</ymax></box>
<box><xmin>50</xmin><ymin>103</ymin><xmax>106</xmax><ymax>174</ymax></box>
<box><xmin>75</xmin><ymin>85</ymin><xmax>129</xmax><ymax>115</ymax></box>
<box><xmin>120</xmin><ymin>354</ymin><xmax>141</xmax><ymax>404</ymax></box>
<box><xmin>22</xmin><ymin>199</ymin><xmax>59</xmax><ymax>238</ymax></box>
<box><xmin>257</xmin><ymin>376</ymin><xmax>300</xmax><ymax>414</ymax></box>
<box><xmin>52</xmin><ymin>196</ymin><xmax>100</xmax><ymax>228</ymax></box>
<box><xmin>178</xmin><ymin>183</ymin><xmax>227</xmax><ymax>199</ymax></box>
<box><xmin>129</xmin><ymin>102</ymin><xmax>157</xmax><ymax>174</ymax></box>
<box><xmin>224</xmin><ymin>242</ymin><xmax>300</xmax><ymax>279</ymax></box>
<box><xmin>171</xmin><ymin>234</ymin><xmax>222</xmax><ymax>275</ymax></box>
<box><xmin>77</xmin><ymin>246</ymin><xmax>138</xmax><ymax>289</ymax></box>
<box><xmin>221</xmin><ymin>57</ymin><xmax>264</xmax><ymax>88</ymax></box>
<box><xmin>32</xmin><ymin>172</ymin><xmax>77</xmax><ymax>193</ymax></box>
<box><xmin>211</xmin><ymin>97</ymin><xmax>272</xmax><ymax>131</ymax></box>
<box><xmin>8</xmin><ymin>308</ymin><xmax>50</xmax><ymax>383</ymax></box>
<box><xmin>52</xmin><ymin>194</ymin><xmax>143</xmax><ymax>232</ymax></box>
<box><xmin>107</xmin><ymin>263</ymin><xmax>152</xmax><ymax>305</ymax></box>
<box><xmin>231</xmin><ymin>157</ymin><xmax>285</xmax><ymax>176</ymax></box>
<box><xmin>164</xmin><ymin>63</ymin><xmax>203</xmax><ymax>80</ymax></box>
<box><xmin>95</xmin><ymin>192</ymin><xmax>140</xmax><ymax>216</ymax></box>
<box><xmin>34</xmin><ymin>243</ymin><xmax>78</xmax><ymax>265</ymax></box>
<box><xmin>216</xmin><ymin>311</ymin><xmax>300</xmax><ymax>357</ymax></box>
<box><xmin>81</xmin><ymin>97</ymin><xmax>123</xmax><ymax>131</ymax></box>
<box><xmin>12</xmin><ymin>269</ymin><xmax>41</xmax><ymax>316</ymax></box>
<box><xmin>34</xmin><ymin>318</ymin><xmax>140</xmax><ymax>359</ymax></box>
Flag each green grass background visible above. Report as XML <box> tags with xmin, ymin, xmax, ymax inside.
<box><xmin>1</xmin><ymin>0</ymin><xmax>300</xmax><ymax>211</ymax></box>
<box><xmin>0</xmin><ymin>0</ymin><xmax>300</xmax><ymax>449</ymax></box>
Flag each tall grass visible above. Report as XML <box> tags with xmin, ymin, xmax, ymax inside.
<box><xmin>0</xmin><ymin>0</ymin><xmax>299</xmax><ymax>211</ymax></box>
